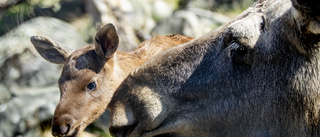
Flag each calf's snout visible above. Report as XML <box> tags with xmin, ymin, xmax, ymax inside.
<box><xmin>51</xmin><ymin>114</ymin><xmax>75</xmax><ymax>136</ymax></box>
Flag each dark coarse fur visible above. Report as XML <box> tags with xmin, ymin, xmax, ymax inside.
<box><xmin>108</xmin><ymin>0</ymin><xmax>320</xmax><ymax>136</ymax></box>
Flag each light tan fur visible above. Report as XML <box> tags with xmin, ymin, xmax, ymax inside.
<box><xmin>30</xmin><ymin>24</ymin><xmax>193</xmax><ymax>137</ymax></box>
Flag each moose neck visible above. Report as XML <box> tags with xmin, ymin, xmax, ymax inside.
<box><xmin>130</xmin><ymin>36</ymin><xmax>212</xmax><ymax>95</ymax></box>
<box><xmin>109</xmin><ymin>51</ymin><xmax>148</xmax><ymax>84</ymax></box>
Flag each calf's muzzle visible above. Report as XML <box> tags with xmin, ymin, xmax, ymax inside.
<box><xmin>51</xmin><ymin>114</ymin><xmax>76</xmax><ymax>136</ymax></box>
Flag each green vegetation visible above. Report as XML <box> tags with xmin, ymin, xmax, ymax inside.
<box><xmin>164</xmin><ymin>0</ymin><xmax>180</xmax><ymax>10</ymax></box>
<box><xmin>0</xmin><ymin>0</ymin><xmax>61</xmax><ymax>35</ymax></box>
<box><xmin>215</xmin><ymin>0</ymin><xmax>254</xmax><ymax>17</ymax></box>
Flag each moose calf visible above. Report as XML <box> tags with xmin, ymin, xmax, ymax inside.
<box><xmin>31</xmin><ymin>24</ymin><xmax>193</xmax><ymax>136</ymax></box>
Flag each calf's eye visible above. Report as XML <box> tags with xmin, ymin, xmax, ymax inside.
<box><xmin>87</xmin><ymin>82</ymin><xmax>96</xmax><ymax>91</ymax></box>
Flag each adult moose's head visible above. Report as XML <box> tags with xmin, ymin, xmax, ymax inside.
<box><xmin>30</xmin><ymin>24</ymin><xmax>193</xmax><ymax>137</ymax></box>
<box><xmin>108</xmin><ymin>0</ymin><xmax>320</xmax><ymax>136</ymax></box>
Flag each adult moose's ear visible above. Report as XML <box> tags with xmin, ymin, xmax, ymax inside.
<box><xmin>30</xmin><ymin>36</ymin><xmax>74</xmax><ymax>64</ymax></box>
<box><xmin>291</xmin><ymin>0</ymin><xmax>320</xmax><ymax>34</ymax></box>
<box><xmin>94</xmin><ymin>23</ymin><xmax>119</xmax><ymax>60</ymax></box>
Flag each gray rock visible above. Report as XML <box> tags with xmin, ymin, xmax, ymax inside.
<box><xmin>0</xmin><ymin>85</ymin><xmax>10</xmax><ymax>105</ymax></box>
<box><xmin>180</xmin><ymin>0</ymin><xmax>255</xmax><ymax>11</ymax></box>
<box><xmin>85</xmin><ymin>0</ymin><xmax>140</xmax><ymax>51</ymax></box>
<box><xmin>0</xmin><ymin>16</ymin><xmax>85</xmax><ymax>89</ymax></box>
<box><xmin>151</xmin><ymin>0</ymin><xmax>175</xmax><ymax>20</ymax></box>
<box><xmin>0</xmin><ymin>16</ymin><xmax>85</xmax><ymax>137</ymax></box>
<box><xmin>85</xmin><ymin>0</ymin><xmax>157</xmax><ymax>50</ymax></box>
<box><xmin>0</xmin><ymin>0</ymin><xmax>24</xmax><ymax>8</ymax></box>
<box><xmin>0</xmin><ymin>87</ymin><xmax>59</xmax><ymax>137</ymax></box>
<box><xmin>151</xmin><ymin>9</ymin><xmax>230</xmax><ymax>37</ymax></box>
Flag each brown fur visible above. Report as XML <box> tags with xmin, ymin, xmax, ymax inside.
<box><xmin>30</xmin><ymin>24</ymin><xmax>193</xmax><ymax>137</ymax></box>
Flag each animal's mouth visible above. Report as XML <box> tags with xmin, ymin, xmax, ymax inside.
<box><xmin>64</xmin><ymin>124</ymin><xmax>82</xmax><ymax>137</ymax></box>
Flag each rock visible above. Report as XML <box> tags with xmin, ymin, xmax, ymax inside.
<box><xmin>0</xmin><ymin>16</ymin><xmax>85</xmax><ymax>137</ymax></box>
<box><xmin>86</xmin><ymin>0</ymin><xmax>139</xmax><ymax>51</ymax></box>
<box><xmin>151</xmin><ymin>9</ymin><xmax>230</xmax><ymax>37</ymax></box>
<box><xmin>0</xmin><ymin>16</ymin><xmax>85</xmax><ymax>89</ymax></box>
<box><xmin>85</xmin><ymin>0</ymin><xmax>156</xmax><ymax>51</ymax></box>
<box><xmin>151</xmin><ymin>0</ymin><xmax>175</xmax><ymax>21</ymax></box>
<box><xmin>0</xmin><ymin>0</ymin><xmax>24</xmax><ymax>8</ymax></box>
<box><xmin>180</xmin><ymin>0</ymin><xmax>255</xmax><ymax>11</ymax></box>
<box><xmin>0</xmin><ymin>85</ymin><xmax>10</xmax><ymax>105</ymax></box>
<box><xmin>0</xmin><ymin>87</ymin><xmax>59</xmax><ymax>137</ymax></box>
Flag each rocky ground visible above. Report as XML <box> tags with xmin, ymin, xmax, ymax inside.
<box><xmin>0</xmin><ymin>0</ymin><xmax>254</xmax><ymax>136</ymax></box>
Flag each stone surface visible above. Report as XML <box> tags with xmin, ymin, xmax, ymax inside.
<box><xmin>151</xmin><ymin>9</ymin><xmax>230</xmax><ymax>37</ymax></box>
<box><xmin>0</xmin><ymin>16</ymin><xmax>85</xmax><ymax>137</ymax></box>
<box><xmin>85</xmin><ymin>0</ymin><xmax>142</xmax><ymax>51</ymax></box>
<box><xmin>180</xmin><ymin>0</ymin><xmax>255</xmax><ymax>11</ymax></box>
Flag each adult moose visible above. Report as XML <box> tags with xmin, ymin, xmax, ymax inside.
<box><xmin>30</xmin><ymin>24</ymin><xmax>193</xmax><ymax>136</ymax></box>
<box><xmin>108</xmin><ymin>0</ymin><xmax>320</xmax><ymax>136</ymax></box>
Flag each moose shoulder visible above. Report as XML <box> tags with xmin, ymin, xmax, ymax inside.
<box><xmin>30</xmin><ymin>24</ymin><xmax>193</xmax><ymax>137</ymax></box>
<box><xmin>108</xmin><ymin>0</ymin><xmax>320</xmax><ymax>136</ymax></box>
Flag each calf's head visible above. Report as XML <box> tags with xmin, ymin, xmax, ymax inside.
<box><xmin>31</xmin><ymin>24</ymin><xmax>120</xmax><ymax>136</ymax></box>
<box><xmin>108</xmin><ymin>0</ymin><xmax>320</xmax><ymax>136</ymax></box>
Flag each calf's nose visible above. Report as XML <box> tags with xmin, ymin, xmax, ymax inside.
<box><xmin>52</xmin><ymin>124</ymin><xmax>69</xmax><ymax>136</ymax></box>
<box><xmin>51</xmin><ymin>114</ymin><xmax>75</xmax><ymax>136</ymax></box>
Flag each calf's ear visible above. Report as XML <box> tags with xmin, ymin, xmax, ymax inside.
<box><xmin>30</xmin><ymin>36</ymin><xmax>73</xmax><ymax>64</ymax></box>
<box><xmin>292</xmin><ymin>0</ymin><xmax>320</xmax><ymax>34</ymax></box>
<box><xmin>94</xmin><ymin>23</ymin><xmax>119</xmax><ymax>60</ymax></box>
